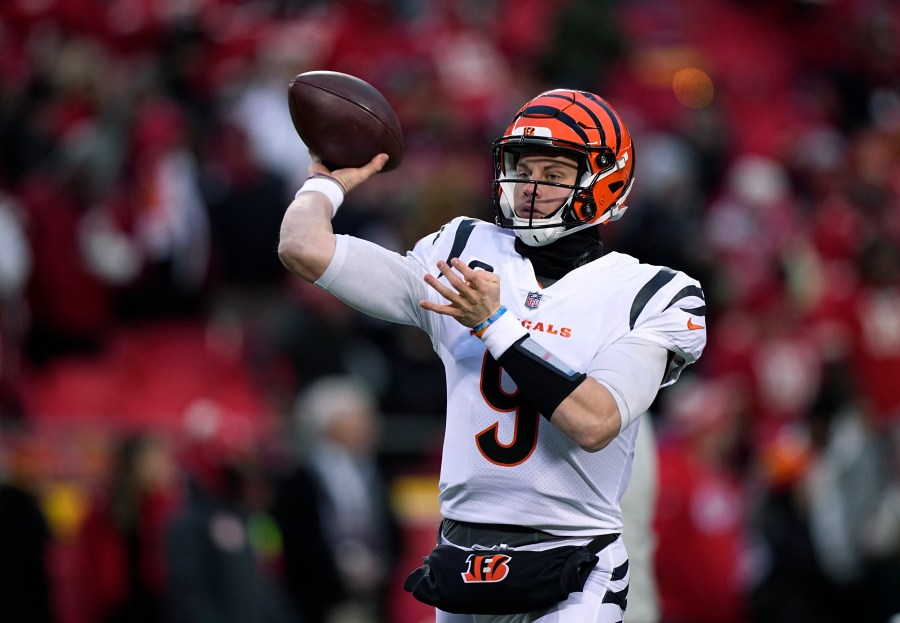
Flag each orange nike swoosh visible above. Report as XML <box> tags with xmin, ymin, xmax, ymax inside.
<box><xmin>687</xmin><ymin>318</ymin><xmax>705</xmax><ymax>330</ymax></box>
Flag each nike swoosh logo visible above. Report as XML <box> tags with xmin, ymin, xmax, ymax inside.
<box><xmin>687</xmin><ymin>318</ymin><xmax>705</xmax><ymax>330</ymax></box>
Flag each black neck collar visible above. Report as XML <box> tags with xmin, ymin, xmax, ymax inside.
<box><xmin>514</xmin><ymin>228</ymin><xmax>604</xmax><ymax>283</ymax></box>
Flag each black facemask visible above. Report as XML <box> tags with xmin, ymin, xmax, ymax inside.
<box><xmin>514</xmin><ymin>227</ymin><xmax>604</xmax><ymax>283</ymax></box>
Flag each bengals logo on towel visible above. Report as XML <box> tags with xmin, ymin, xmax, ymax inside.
<box><xmin>461</xmin><ymin>554</ymin><xmax>511</xmax><ymax>583</ymax></box>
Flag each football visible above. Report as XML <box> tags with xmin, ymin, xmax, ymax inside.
<box><xmin>287</xmin><ymin>70</ymin><xmax>404</xmax><ymax>172</ymax></box>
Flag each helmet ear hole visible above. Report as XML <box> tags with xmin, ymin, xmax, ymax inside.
<box><xmin>595</xmin><ymin>150</ymin><xmax>614</xmax><ymax>168</ymax></box>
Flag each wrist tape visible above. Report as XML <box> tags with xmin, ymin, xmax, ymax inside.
<box><xmin>296</xmin><ymin>174</ymin><xmax>345</xmax><ymax>216</ymax></box>
<box><xmin>478</xmin><ymin>309</ymin><xmax>528</xmax><ymax>358</ymax></box>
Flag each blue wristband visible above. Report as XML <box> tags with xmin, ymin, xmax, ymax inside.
<box><xmin>473</xmin><ymin>306</ymin><xmax>508</xmax><ymax>337</ymax></box>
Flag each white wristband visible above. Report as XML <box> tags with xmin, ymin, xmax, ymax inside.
<box><xmin>295</xmin><ymin>177</ymin><xmax>344</xmax><ymax>216</ymax></box>
<box><xmin>479</xmin><ymin>310</ymin><xmax>528</xmax><ymax>359</ymax></box>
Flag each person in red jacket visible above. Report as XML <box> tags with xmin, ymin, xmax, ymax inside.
<box><xmin>75</xmin><ymin>432</ymin><xmax>180</xmax><ymax>623</ymax></box>
<box><xmin>653</xmin><ymin>378</ymin><xmax>750</xmax><ymax>623</ymax></box>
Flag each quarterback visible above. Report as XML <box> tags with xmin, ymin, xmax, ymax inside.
<box><xmin>279</xmin><ymin>89</ymin><xmax>706</xmax><ymax>622</ymax></box>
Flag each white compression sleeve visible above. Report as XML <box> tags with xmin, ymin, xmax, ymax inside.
<box><xmin>589</xmin><ymin>338</ymin><xmax>669</xmax><ymax>433</ymax></box>
<box><xmin>315</xmin><ymin>235</ymin><xmax>434</xmax><ymax>331</ymax></box>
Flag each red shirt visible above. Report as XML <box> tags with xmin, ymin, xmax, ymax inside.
<box><xmin>654</xmin><ymin>439</ymin><xmax>749</xmax><ymax>623</ymax></box>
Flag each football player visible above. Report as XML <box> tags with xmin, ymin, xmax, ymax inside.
<box><xmin>278</xmin><ymin>89</ymin><xmax>706</xmax><ymax>622</ymax></box>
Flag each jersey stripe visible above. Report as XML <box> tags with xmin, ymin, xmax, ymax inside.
<box><xmin>664</xmin><ymin>285</ymin><xmax>706</xmax><ymax>315</ymax></box>
<box><xmin>445</xmin><ymin>218</ymin><xmax>477</xmax><ymax>264</ymax></box>
<box><xmin>629</xmin><ymin>269</ymin><xmax>677</xmax><ymax>329</ymax></box>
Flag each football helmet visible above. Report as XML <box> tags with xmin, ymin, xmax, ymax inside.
<box><xmin>492</xmin><ymin>89</ymin><xmax>635</xmax><ymax>246</ymax></box>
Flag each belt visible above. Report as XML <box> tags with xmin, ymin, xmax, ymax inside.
<box><xmin>441</xmin><ymin>518</ymin><xmax>619</xmax><ymax>553</ymax></box>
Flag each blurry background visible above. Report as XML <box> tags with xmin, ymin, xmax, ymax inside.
<box><xmin>0</xmin><ymin>0</ymin><xmax>898</xmax><ymax>622</ymax></box>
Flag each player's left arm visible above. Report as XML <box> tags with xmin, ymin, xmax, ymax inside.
<box><xmin>563</xmin><ymin>272</ymin><xmax>706</xmax><ymax>449</ymax></box>
<box><xmin>551</xmin><ymin>339</ymin><xmax>668</xmax><ymax>451</ymax></box>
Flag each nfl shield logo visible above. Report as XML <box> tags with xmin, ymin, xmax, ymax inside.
<box><xmin>525</xmin><ymin>291</ymin><xmax>543</xmax><ymax>310</ymax></box>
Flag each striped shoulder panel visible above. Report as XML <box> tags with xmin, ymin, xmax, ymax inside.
<box><xmin>664</xmin><ymin>285</ymin><xmax>706</xmax><ymax>316</ymax></box>
<box><xmin>444</xmin><ymin>218</ymin><xmax>478</xmax><ymax>264</ymax></box>
<box><xmin>629</xmin><ymin>268</ymin><xmax>677</xmax><ymax>330</ymax></box>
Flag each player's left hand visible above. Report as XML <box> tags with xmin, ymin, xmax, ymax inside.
<box><xmin>420</xmin><ymin>258</ymin><xmax>501</xmax><ymax>328</ymax></box>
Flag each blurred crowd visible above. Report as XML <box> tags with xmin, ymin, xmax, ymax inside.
<box><xmin>0</xmin><ymin>0</ymin><xmax>899</xmax><ymax>622</ymax></box>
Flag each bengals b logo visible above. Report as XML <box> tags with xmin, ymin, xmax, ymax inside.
<box><xmin>461</xmin><ymin>554</ymin><xmax>511</xmax><ymax>583</ymax></box>
<box><xmin>523</xmin><ymin>127</ymin><xmax>536</xmax><ymax>137</ymax></box>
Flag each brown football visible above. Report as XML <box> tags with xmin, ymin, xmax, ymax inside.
<box><xmin>287</xmin><ymin>70</ymin><xmax>404</xmax><ymax>172</ymax></box>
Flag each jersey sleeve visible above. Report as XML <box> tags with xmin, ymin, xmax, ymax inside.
<box><xmin>588</xmin><ymin>339</ymin><xmax>669</xmax><ymax>432</ymax></box>
<box><xmin>624</xmin><ymin>268</ymin><xmax>707</xmax><ymax>387</ymax></box>
<box><xmin>315</xmin><ymin>234</ymin><xmax>432</xmax><ymax>329</ymax></box>
<box><xmin>314</xmin><ymin>217</ymin><xmax>477</xmax><ymax>337</ymax></box>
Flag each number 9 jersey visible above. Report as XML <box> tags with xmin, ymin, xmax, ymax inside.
<box><xmin>314</xmin><ymin>216</ymin><xmax>706</xmax><ymax>537</ymax></box>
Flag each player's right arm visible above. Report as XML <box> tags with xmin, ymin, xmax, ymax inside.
<box><xmin>278</xmin><ymin>153</ymin><xmax>389</xmax><ymax>282</ymax></box>
<box><xmin>279</xmin><ymin>152</ymin><xmax>439</xmax><ymax>331</ymax></box>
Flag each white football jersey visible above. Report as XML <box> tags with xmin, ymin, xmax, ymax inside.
<box><xmin>316</xmin><ymin>216</ymin><xmax>706</xmax><ymax>536</ymax></box>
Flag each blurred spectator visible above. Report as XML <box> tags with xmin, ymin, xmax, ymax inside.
<box><xmin>272</xmin><ymin>375</ymin><xmax>401</xmax><ymax>623</ymax></box>
<box><xmin>21</xmin><ymin>161</ymin><xmax>125</xmax><ymax>364</ymax></box>
<box><xmin>747</xmin><ymin>419</ymin><xmax>840</xmax><ymax>623</ymax></box>
<box><xmin>844</xmin><ymin>237</ymin><xmax>900</xmax><ymax>429</ymax></box>
<box><xmin>166</xmin><ymin>410</ymin><xmax>297</xmax><ymax>623</ymax></box>
<box><xmin>201</xmin><ymin>121</ymin><xmax>289</xmax><ymax>291</ymax></box>
<box><xmin>275</xmin><ymin>279</ymin><xmax>393</xmax><ymax>396</ymax></box>
<box><xmin>226</xmin><ymin>29</ymin><xmax>318</xmax><ymax>197</ymax></box>
<box><xmin>11</xmin><ymin>31</ymin><xmax>142</xmax><ymax>365</ymax></box>
<box><xmin>0</xmin><ymin>191</ymin><xmax>31</xmax><ymax>302</ymax></box>
<box><xmin>704</xmin><ymin>155</ymin><xmax>802</xmax><ymax>311</ymax></box>
<box><xmin>74</xmin><ymin>432</ymin><xmax>180</xmax><ymax>623</ymax></box>
<box><xmin>534</xmin><ymin>0</ymin><xmax>625</xmax><ymax>90</ymax></box>
<box><xmin>118</xmin><ymin>98</ymin><xmax>210</xmax><ymax>321</ymax></box>
<box><xmin>410</xmin><ymin>4</ymin><xmax>517</xmax><ymax>139</ymax></box>
<box><xmin>198</xmin><ymin>119</ymin><xmax>295</xmax><ymax>406</ymax></box>
<box><xmin>0</xmin><ymin>438</ymin><xmax>54</xmax><ymax>623</ymax></box>
<box><xmin>654</xmin><ymin>377</ymin><xmax>750</xmax><ymax>623</ymax></box>
<box><xmin>804</xmin><ymin>395</ymin><xmax>900</xmax><ymax>621</ymax></box>
<box><xmin>617</xmin><ymin>131</ymin><xmax>707</xmax><ymax>278</ymax></box>
<box><xmin>799</xmin><ymin>235</ymin><xmax>900</xmax><ymax>621</ymax></box>
<box><xmin>0</xmin><ymin>191</ymin><xmax>31</xmax><ymax>420</ymax></box>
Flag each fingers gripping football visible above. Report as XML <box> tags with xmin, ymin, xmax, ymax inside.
<box><xmin>420</xmin><ymin>258</ymin><xmax>501</xmax><ymax>328</ymax></box>
<box><xmin>308</xmin><ymin>152</ymin><xmax>389</xmax><ymax>194</ymax></box>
